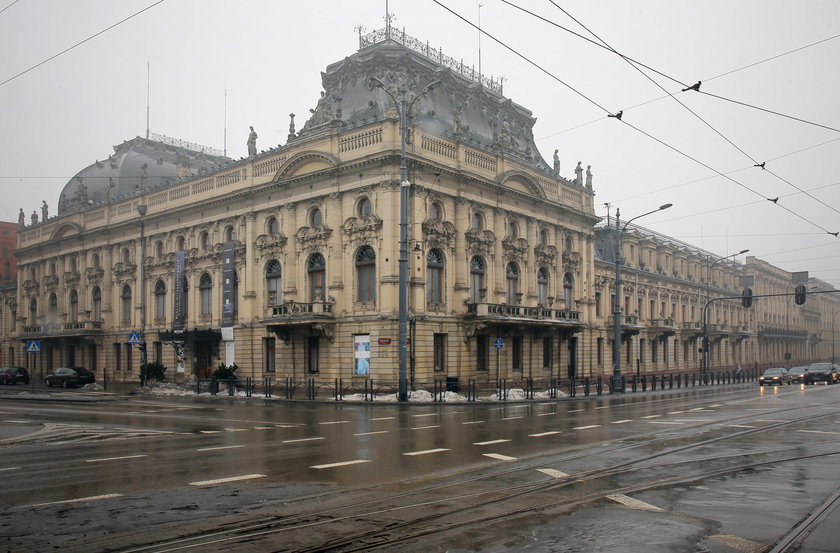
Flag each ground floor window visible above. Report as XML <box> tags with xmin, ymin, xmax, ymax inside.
<box><xmin>542</xmin><ymin>337</ymin><xmax>552</xmax><ymax>369</ymax></box>
<box><xmin>264</xmin><ymin>337</ymin><xmax>275</xmax><ymax>373</ymax></box>
<box><xmin>476</xmin><ymin>336</ymin><xmax>488</xmax><ymax>371</ymax></box>
<box><xmin>434</xmin><ymin>334</ymin><xmax>446</xmax><ymax>372</ymax></box>
<box><xmin>114</xmin><ymin>343</ymin><xmax>122</xmax><ymax>372</ymax></box>
<box><xmin>307</xmin><ymin>336</ymin><xmax>319</xmax><ymax>373</ymax></box>
<box><xmin>512</xmin><ymin>336</ymin><xmax>522</xmax><ymax>371</ymax></box>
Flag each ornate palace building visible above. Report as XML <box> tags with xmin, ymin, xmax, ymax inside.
<box><xmin>4</xmin><ymin>29</ymin><xmax>838</xmax><ymax>386</ymax></box>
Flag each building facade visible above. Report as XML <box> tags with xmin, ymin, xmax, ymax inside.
<box><xmin>5</xmin><ymin>29</ymin><xmax>838</xmax><ymax>386</ymax></box>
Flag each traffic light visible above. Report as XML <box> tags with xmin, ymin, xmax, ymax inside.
<box><xmin>741</xmin><ymin>287</ymin><xmax>753</xmax><ymax>308</ymax></box>
<box><xmin>795</xmin><ymin>284</ymin><xmax>807</xmax><ymax>305</ymax></box>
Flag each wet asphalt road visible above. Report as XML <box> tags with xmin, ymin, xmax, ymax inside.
<box><xmin>1</xmin><ymin>383</ymin><xmax>839</xmax><ymax>552</ymax></box>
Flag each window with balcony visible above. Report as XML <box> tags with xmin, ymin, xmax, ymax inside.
<box><xmin>69</xmin><ymin>290</ymin><xmax>78</xmax><ymax>323</ymax></box>
<box><xmin>266</xmin><ymin>260</ymin><xmax>282</xmax><ymax>305</ymax></box>
<box><xmin>154</xmin><ymin>280</ymin><xmax>166</xmax><ymax>321</ymax></box>
<box><xmin>308</xmin><ymin>253</ymin><xmax>326</xmax><ymax>302</ymax></box>
<box><xmin>426</xmin><ymin>248</ymin><xmax>444</xmax><ymax>304</ymax></box>
<box><xmin>469</xmin><ymin>256</ymin><xmax>485</xmax><ymax>303</ymax></box>
<box><xmin>92</xmin><ymin>287</ymin><xmax>101</xmax><ymax>322</ymax></box>
<box><xmin>355</xmin><ymin>246</ymin><xmax>376</xmax><ymax>302</ymax></box>
<box><xmin>506</xmin><ymin>263</ymin><xmax>520</xmax><ymax>304</ymax></box>
<box><xmin>537</xmin><ymin>267</ymin><xmax>549</xmax><ymax>305</ymax></box>
<box><xmin>121</xmin><ymin>285</ymin><xmax>132</xmax><ymax>325</ymax></box>
<box><xmin>199</xmin><ymin>273</ymin><xmax>213</xmax><ymax>317</ymax></box>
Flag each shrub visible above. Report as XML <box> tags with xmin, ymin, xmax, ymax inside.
<box><xmin>212</xmin><ymin>363</ymin><xmax>238</xmax><ymax>380</ymax></box>
<box><xmin>141</xmin><ymin>361</ymin><xmax>167</xmax><ymax>382</ymax></box>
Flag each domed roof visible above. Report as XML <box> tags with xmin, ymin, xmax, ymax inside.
<box><xmin>58</xmin><ymin>136</ymin><xmax>230</xmax><ymax>215</ymax></box>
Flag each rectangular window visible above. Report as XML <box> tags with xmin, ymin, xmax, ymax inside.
<box><xmin>354</xmin><ymin>334</ymin><xmax>370</xmax><ymax>375</ymax></box>
<box><xmin>114</xmin><ymin>343</ymin><xmax>122</xmax><ymax>372</ymax></box>
<box><xmin>596</xmin><ymin>338</ymin><xmax>603</xmax><ymax>365</ymax></box>
<box><xmin>512</xmin><ymin>336</ymin><xmax>523</xmax><ymax>371</ymax></box>
<box><xmin>125</xmin><ymin>343</ymin><xmax>133</xmax><ymax>374</ymax></box>
<box><xmin>153</xmin><ymin>341</ymin><xmax>162</xmax><ymax>365</ymax></box>
<box><xmin>652</xmin><ymin>340</ymin><xmax>658</xmax><ymax>364</ymax></box>
<box><xmin>595</xmin><ymin>292</ymin><xmax>602</xmax><ymax>317</ymax></box>
<box><xmin>434</xmin><ymin>334</ymin><xmax>446</xmax><ymax>372</ymax></box>
<box><xmin>307</xmin><ymin>336</ymin><xmax>319</xmax><ymax>373</ymax></box>
<box><xmin>264</xmin><ymin>337</ymin><xmax>276</xmax><ymax>373</ymax></box>
<box><xmin>542</xmin><ymin>337</ymin><xmax>552</xmax><ymax>369</ymax></box>
<box><xmin>639</xmin><ymin>339</ymin><xmax>645</xmax><ymax>364</ymax></box>
<box><xmin>476</xmin><ymin>335</ymin><xmax>488</xmax><ymax>371</ymax></box>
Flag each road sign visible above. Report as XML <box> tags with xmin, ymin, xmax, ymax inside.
<box><xmin>26</xmin><ymin>340</ymin><xmax>41</xmax><ymax>353</ymax></box>
<box><xmin>494</xmin><ymin>338</ymin><xmax>504</xmax><ymax>350</ymax></box>
<box><xmin>128</xmin><ymin>332</ymin><xmax>142</xmax><ymax>345</ymax></box>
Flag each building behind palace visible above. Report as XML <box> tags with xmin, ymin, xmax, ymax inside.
<box><xmin>3</xmin><ymin>28</ymin><xmax>839</xmax><ymax>386</ymax></box>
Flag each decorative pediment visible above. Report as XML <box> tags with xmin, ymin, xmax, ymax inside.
<box><xmin>342</xmin><ymin>215</ymin><xmax>382</xmax><ymax>237</ymax></box>
<box><xmin>534</xmin><ymin>244</ymin><xmax>558</xmax><ymax>266</ymax></box>
<box><xmin>502</xmin><ymin>237</ymin><xmax>529</xmax><ymax>256</ymax></box>
<box><xmin>85</xmin><ymin>267</ymin><xmax>104</xmax><ymax>283</ymax></box>
<box><xmin>295</xmin><ymin>225</ymin><xmax>333</xmax><ymax>253</ymax></box>
<box><xmin>63</xmin><ymin>271</ymin><xmax>81</xmax><ymax>289</ymax></box>
<box><xmin>113</xmin><ymin>262</ymin><xmax>136</xmax><ymax>279</ymax></box>
<box><xmin>422</xmin><ymin>220</ymin><xmax>456</xmax><ymax>250</ymax></box>
<box><xmin>42</xmin><ymin>275</ymin><xmax>59</xmax><ymax>291</ymax></box>
<box><xmin>465</xmin><ymin>229</ymin><xmax>496</xmax><ymax>257</ymax></box>
<box><xmin>275</xmin><ymin>151</ymin><xmax>339</xmax><ymax>181</ymax></box>
<box><xmin>255</xmin><ymin>232</ymin><xmax>289</xmax><ymax>254</ymax></box>
<box><xmin>22</xmin><ymin>280</ymin><xmax>39</xmax><ymax>294</ymax></box>
<box><xmin>562</xmin><ymin>250</ymin><xmax>581</xmax><ymax>272</ymax></box>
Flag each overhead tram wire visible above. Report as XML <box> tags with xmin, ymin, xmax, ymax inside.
<box><xmin>0</xmin><ymin>0</ymin><xmax>21</xmax><ymax>16</ymax></box>
<box><xmin>544</xmin><ymin>1</ymin><xmax>840</xmax><ymax>219</ymax></box>
<box><xmin>432</xmin><ymin>0</ymin><xmax>840</xmax><ymax>238</ymax></box>
<box><xmin>0</xmin><ymin>0</ymin><xmax>166</xmax><ymax>89</ymax></box>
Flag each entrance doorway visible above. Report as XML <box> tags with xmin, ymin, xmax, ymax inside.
<box><xmin>195</xmin><ymin>341</ymin><xmax>213</xmax><ymax>378</ymax></box>
<box><xmin>567</xmin><ymin>336</ymin><xmax>578</xmax><ymax>380</ymax></box>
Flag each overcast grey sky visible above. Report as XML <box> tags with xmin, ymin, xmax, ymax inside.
<box><xmin>1</xmin><ymin>1</ymin><xmax>838</xmax><ymax>286</ymax></box>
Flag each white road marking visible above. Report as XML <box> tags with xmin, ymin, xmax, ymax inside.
<box><xmin>282</xmin><ymin>437</ymin><xmax>325</xmax><ymax>443</ymax></box>
<box><xmin>463</xmin><ymin>420</ymin><xmax>484</xmax><ymax>425</ymax></box>
<box><xmin>648</xmin><ymin>421</ymin><xmax>684</xmax><ymax>425</ymax></box>
<box><xmin>537</xmin><ymin>468</ymin><xmax>569</xmax><ymax>478</ymax></box>
<box><xmin>709</xmin><ymin>404</ymin><xmax>723</xmax><ymax>408</ymax></box>
<box><xmin>318</xmin><ymin>421</ymin><xmax>349</xmax><ymax>425</ymax></box>
<box><xmin>403</xmin><ymin>448</ymin><xmax>450</xmax><ymax>456</ymax></box>
<box><xmin>274</xmin><ymin>424</ymin><xmax>297</xmax><ymax>428</ymax></box>
<box><xmin>608</xmin><ymin>494</ymin><xmax>664</xmax><ymax>512</ymax></box>
<box><xmin>573</xmin><ymin>424</ymin><xmax>601</xmax><ymax>430</ymax></box>
<box><xmin>537</xmin><ymin>412</ymin><xmax>555</xmax><ymax>417</ymax></box>
<box><xmin>667</xmin><ymin>411</ymin><xmax>684</xmax><ymax>415</ymax></box>
<box><xmin>596</xmin><ymin>406</ymin><xmax>609</xmax><ymax>410</ymax></box>
<box><xmin>798</xmin><ymin>429</ymin><xmax>840</xmax><ymax>435</ymax></box>
<box><xmin>190</xmin><ymin>474</ymin><xmax>266</xmax><ymax>486</ymax></box>
<box><xmin>4</xmin><ymin>420</ymin><xmax>33</xmax><ymax>424</ymax></box>
<box><xmin>569</xmin><ymin>409</ymin><xmax>584</xmax><ymax>413</ymax></box>
<box><xmin>371</xmin><ymin>417</ymin><xmax>395</xmax><ymax>421</ymax></box>
<box><xmin>756</xmin><ymin>419</ymin><xmax>786</xmax><ymax>423</ymax></box>
<box><xmin>86</xmin><ymin>454</ymin><xmax>148</xmax><ymax>463</ymax></box>
<box><xmin>252</xmin><ymin>426</ymin><xmax>274</xmax><ymax>430</ymax></box>
<box><xmin>641</xmin><ymin>415</ymin><xmax>661</xmax><ymax>419</ymax></box>
<box><xmin>411</xmin><ymin>425</ymin><xmax>440</xmax><ymax>430</ymax></box>
<box><xmin>474</xmin><ymin>439</ymin><xmax>510</xmax><ymax>446</ymax></box>
<box><xmin>529</xmin><ymin>431</ymin><xmax>561</xmax><ymax>437</ymax></box>
<box><xmin>502</xmin><ymin>416</ymin><xmax>524</xmax><ymax>420</ymax></box>
<box><xmin>412</xmin><ymin>413</ymin><xmax>437</xmax><ymax>418</ymax></box>
<box><xmin>0</xmin><ymin>466</ymin><xmax>22</xmax><ymax>472</ymax></box>
<box><xmin>483</xmin><ymin>453</ymin><xmax>517</xmax><ymax>461</ymax></box>
<box><xmin>196</xmin><ymin>445</ymin><xmax>246</xmax><ymax>452</ymax></box>
<box><xmin>225</xmin><ymin>428</ymin><xmax>248</xmax><ymax>432</ymax></box>
<box><xmin>538</xmin><ymin>402</ymin><xmax>554</xmax><ymax>406</ymax></box>
<box><xmin>612</xmin><ymin>420</ymin><xmax>633</xmax><ymax>424</ymax></box>
<box><xmin>200</xmin><ymin>430</ymin><xmax>222</xmax><ymax>434</ymax></box>
<box><xmin>310</xmin><ymin>459</ymin><xmax>371</xmax><ymax>470</ymax></box>
<box><xmin>354</xmin><ymin>430</ymin><xmax>389</xmax><ymax>436</ymax></box>
<box><xmin>25</xmin><ymin>493</ymin><xmax>123</xmax><ymax>507</ymax></box>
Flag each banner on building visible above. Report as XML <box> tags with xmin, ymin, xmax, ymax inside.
<box><xmin>221</xmin><ymin>241</ymin><xmax>236</xmax><ymax>328</ymax></box>
<box><xmin>354</xmin><ymin>334</ymin><xmax>370</xmax><ymax>375</ymax></box>
<box><xmin>173</xmin><ymin>250</ymin><xmax>186</xmax><ymax>331</ymax></box>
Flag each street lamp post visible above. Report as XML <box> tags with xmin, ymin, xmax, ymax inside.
<box><xmin>137</xmin><ymin>204</ymin><xmax>148</xmax><ymax>387</ymax></box>
<box><xmin>613</xmin><ymin>203</ymin><xmax>672</xmax><ymax>392</ymax></box>
<box><xmin>369</xmin><ymin>76</ymin><xmax>441</xmax><ymax>401</ymax></box>
<box><xmin>831</xmin><ymin>311</ymin><xmax>839</xmax><ymax>364</ymax></box>
<box><xmin>702</xmin><ymin>248</ymin><xmax>749</xmax><ymax>383</ymax></box>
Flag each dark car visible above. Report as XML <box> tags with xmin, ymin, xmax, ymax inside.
<box><xmin>45</xmin><ymin>367</ymin><xmax>96</xmax><ymax>388</ymax></box>
<box><xmin>0</xmin><ymin>366</ymin><xmax>29</xmax><ymax>385</ymax></box>
<box><xmin>804</xmin><ymin>363</ymin><xmax>839</xmax><ymax>385</ymax></box>
<box><xmin>788</xmin><ymin>366</ymin><xmax>809</xmax><ymax>384</ymax></box>
<box><xmin>759</xmin><ymin>367</ymin><xmax>790</xmax><ymax>386</ymax></box>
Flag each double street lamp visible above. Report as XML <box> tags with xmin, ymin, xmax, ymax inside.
<box><xmin>702</xmin><ymin>248</ymin><xmax>749</xmax><ymax>382</ymax></box>
<box><xmin>369</xmin><ymin>76</ymin><xmax>441</xmax><ymax>401</ymax></box>
<box><xmin>612</xmin><ymin>203</ymin><xmax>673</xmax><ymax>392</ymax></box>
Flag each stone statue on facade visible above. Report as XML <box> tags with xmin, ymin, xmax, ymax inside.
<box><xmin>140</xmin><ymin>163</ymin><xmax>148</xmax><ymax>190</ymax></box>
<box><xmin>303</xmin><ymin>92</ymin><xmax>332</xmax><ymax>130</ymax></box>
<box><xmin>288</xmin><ymin>113</ymin><xmax>296</xmax><ymax>139</ymax></box>
<box><xmin>31</xmin><ymin>211</ymin><xmax>38</xmax><ymax>225</ymax></box>
<box><xmin>497</xmin><ymin>120</ymin><xmax>518</xmax><ymax>149</ymax></box>
<box><xmin>76</xmin><ymin>179</ymin><xmax>88</xmax><ymax>204</ymax></box>
<box><xmin>574</xmin><ymin>161</ymin><xmax>583</xmax><ymax>185</ymax></box>
<box><xmin>586</xmin><ymin>165</ymin><xmax>593</xmax><ymax>188</ymax></box>
<box><xmin>452</xmin><ymin>106</ymin><xmax>463</xmax><ymax>136</ymax></box>
<box><xmin>41</xmin><ymin>200</ymin><xmax>48</xmax><ymax>220</ymax></box>
<box><xmin>553</xmin><ymin>149</ymin><xmax>560</xmax><ymax>174</ymax></box>
<box><xmin>106</xmin><ymin>177</ymin><xmax>115</xmax><ymax>202</ymax></box>
<box><xmin>247</xmin><ymin>126</ymin><xmax>258</xmax><ymax>157</ymax></box>
<box><xmin>18</xmin><ymin>208</ymin><xmax>25</xmax><ymax>227</ymax></box>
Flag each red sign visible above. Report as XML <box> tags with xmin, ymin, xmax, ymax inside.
<box><xmin>378</xmin><ymin>338</ymin><xmax>392</xmax><ymax>345</ymax></box>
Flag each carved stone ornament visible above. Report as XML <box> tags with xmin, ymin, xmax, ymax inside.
<box><xmin>112</xmin><ymin>262</ymin><xmax>137</xmax><ymax>280</ymax></box>
<box><xmin>534</xmin><ymin>244</ymin><xmax>558</xmax><ymax>267</ymax></box>
<box><xmin>465</xmin><ymin>228</ymin><xmax>496</xmax><ymax>258</ymax></box>
<box><xmin>421</xmin><ymin>220</ymin><xmax>456</xmax><ymax>249</ymax></box>
<box><xmin>342</xmin><ymin>215</ymin><xmax>383</xmax><ymax>246</ymax></box>
<box><xmin>295</xmin><ymin>226</ymin><xmax>333</xmax><ymax>256</ymax></box>
<box><xmin>63</xmin><ymin>271</ymin><xmax>81</xmax><ymax>289</ymax></box>
<box><xmin>43</xmin><ymin>275</ymin><xmax>59</xmax><ymax>291</ymax></box>
<box><xmin>562</xmin><ymin>250</ymin><xmax>582</xmax><ymax>272</ymax></box>
<box><xmin>255</xmin><ymin>232</ymin><xmax>289</xmax><ymax>256</ymax></box>
<box><xmin>502</xmin><ymin>237</ymin><xmax>529</xmax><ymax>257</ymax></box>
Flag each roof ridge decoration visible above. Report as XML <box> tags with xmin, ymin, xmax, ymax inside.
<box><xmin>359</xmin><ymin>27</ymin><xmax>505</xmax><ymax>95</ymax></box>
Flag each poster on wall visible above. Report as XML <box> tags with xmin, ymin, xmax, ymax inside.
<box><xmin>354</xmin><ymin>334</ymin><xmax>370</xmax><ymax>375</ymax></box>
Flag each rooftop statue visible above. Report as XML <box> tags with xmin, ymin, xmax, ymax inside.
<box><xmin>247</xmin><ymin>126</ymin><xmax>258</xmax><ymax>157</ymax></box>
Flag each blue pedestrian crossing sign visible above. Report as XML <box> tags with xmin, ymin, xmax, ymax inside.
<box><xmin>26</xmin><ymin>340</ymin><xmax>41</xmax><ymax>353</ymax></box>
<box><xmin>494</xmin><ymin>338</ymin><xmax>504</xmax><ymax>350</ymax></box>
<box><xmin>128</xmin><ymin>332</ymin><xmax>142</xmax><ymax>345</ymax></box>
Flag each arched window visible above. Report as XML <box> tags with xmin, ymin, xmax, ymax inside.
<box><xmin>121</xmin><ymin>248</ymin><xmax>130</xmax><ymax>265</ymax></box>
<box><xmin>199</xmin><ymin>231</ymin><xmax>209</xmax><ymax>251</ymax></box>
<box><xmin>48</xmin><ymin>292</ymin><xmax>58</xmax><ymax>317</ymax></box>
<box><xmin>199</xmin><ymin>273</ymin><xmax>213</xmax><ymax>316</ymax></box>
<box><xmin>121</xmin><ymin>284</ymin><xmax>132</xmax><ymax>325</ymax></box>
<box><xmin>29</xmin><ymin>297</ymin><xmax>37</xmax><ymax>325</ymax></box>
<box><xmin>358</xmin><ymin>197</ymin><xmax>372</xmax><ymax>219</ymax></box>
<box><xmin>310</xmin><ymin>208</ymin><xmax>322</xmax><ymax>227</ymax></box>
<box><xmin>565</xmin><ymin>236</ymin><xmax>573</xmax><ymax>252</ymax></box>
<box><xmin>471</xmin><ymin>212</ymin><xmax>483</xmax><ymax>231</ymax></box>
<box><xmin>92</xmin><ymin>287</ymin><xmax>101</xmax><ymax>322</ymax></box>
<box><xmin>49</xmin><ymin>262</ymin><xmax>57</xmax><ymax>276</ymax></box>
<box><xmin>155</xmin><ymin>241</ymin><xmax>164</xmax><ymax>260</ymax></box>
<box><xmin>564</xmin><ymin>272</ymin><xmax>574</xmax><ymax>309</ymax></box>
<box><xmin>308</xmin><ymin>253</ymin><xmax>326</xmax><ymax>302</ymax></box>
<box><xmin>175</xmin><ymin>236</ymin><xmax>185</xmax><ymax>251</ymax></box>
<box><xmin>69</xmin><ymin>289</ymin><xmax>79</xmax><ymax>322</ymax></box>
<box><xmin>92</xmin><ymin>253</ymin><xmax>100</xmax><ymax>269</ymax></box>
<box><xmin>429</xmin><ymin>201</ymin><xmax>442</xmax><ymax>222</ymax></box>
<box><xmin>69</xmin><ymin>258</ymin><xmax>78</xmax><ymax>274</ymax></box>
<box><xmin>539</xmin><ymin>228</ymin><xmax>549</xmax><ymax>247</ymax></box>
<box><xmin>355</xmin><ymin>246</ymin><xmax>376</xmax><ymax>302</ymax></box>
<box><xmin>154</xmin><ymin>280</ymin><xmax>166</xmax><ymax>321</ymax></box>
<box><xmin>265</xmin><ymin>260</ymin><xmax>282</xmax><ymax>305</ymax></box>
<box><xmin>224</xmin><ymin>225</ymin><xmax>236</xmax><ymax>242</ymax></box>
<box><xmin>426</xmin><ymin>248</ymin><xmax>444</xmax><ymax>304</ymax></box>
<box><xmin>469</xmin><ymin>256</ymin><xmax>485</xmax><ymax>303</ymax></box>
<box><xmin>29</xmin><ymin>267</ymin><xmax>36</xmax><ymax>282</ymax></box>
<box><xmin>267</xmin><ymin>217</ymin><xmax>279</xmax><ymax>235</ymax></box>
<box><xmin>507</xmin><ymin>221</ymin><xmax>518</xmax><ymax>239</ymax></box>
<box><xmin>506</xmin><ymin>262</ymin><xmax>520</xmax><ymax>304</ymax></box>
<box><xmin>537</xmin><ymin>267</ymin><xmax>549</xmax><ymax>305</ymax></box>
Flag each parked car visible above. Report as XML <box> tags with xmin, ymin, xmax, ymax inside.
<box><xmin>804</xmin><ymin>363</ymin><xmax>839</xmax><ymax>385</ymax></box>
<box><xmin>45</xmin><ymin>367</ymin><xmax>96</xmax><ymax>388</ymax></box>
<box><xmin>759</xmin><ymin>367</ymin><xmax>790</xmax><ymax>386</ymax></box>
<box><xmin>787</xmin><ymin>366</ymin><xmax>809</xmax><ymax>384</ymax></box>
<box><xmin>0</xmin><ymin>366</ymin><xmax>29</xmax><ymax>385</ymax></box>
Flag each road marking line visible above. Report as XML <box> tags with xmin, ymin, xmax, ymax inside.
<box><xmin>411</xmin><ymin>425</ymin><xmax>440</xmax><ymax>430</ymax></box>
<box><xmin>354</xmin><ymin>430</ymin><xmax>389</xmax><ymax>436</ymax></box>
<box><xmin>607</xmin><ymin>494</ymin><xmax>664</xmax><ymax>512</ymax></box>
<box><xmin>537</xmin><ymin>412</ymin><xmax>555</xmax><ymax>417</ymax></box>
<box><xmin>25</xmin><ymin>493</ymin><xmax>123</xmax><ymax>507</ymax></box>
<box><xmin>282</xmin><ymin>437</ymin><xmax>325</xmax><ymax>443</ymax></box>
<box><xmin>612</xmin><ymin>420</ymin><xmax>633</xmax><ymax>424</ymax></box>
<box><xmin>502</xmin><ymin>416</ymin><xmax>524</xmax><ymax>420</ymax></box>
<box><xmin>798</xmin><ymin>429</ymin><xmax>840</xmax><ymax>435</ymax></box>
<box><xmin>569</xmin><ymin>409</ymin><xmax>584</xmax><ymax>413</ymax></box>
<box><xmin>474</xmin><ymin>439</ymin><xmax>510</xmax><ymax>446</ymax></box>
<box><xmin>0</xmin><ymin>467</ymin><xmax>22</xmax><ymax>472</ymax></box>
<box><xmin>226</xmin><ymin>428</ymin><xmax>248</xmax><ymax>432</ymax></box>
<box><xmin>311</xmin><ymin>459</ymin><xmax>371</xmax><ymax>470</ymax></box>
<box><xmin>86</xmin><ymin>454</ymin><xmax>148</xmax><ymax>463</ymax></box>
<box><xmin>648</xmin><ymin>421</ymin><xmax>684</xmax><ymax>425</ymax></box>
<box><xmin>729</xmin><ymin>425</ymin><xmax>756</xmax><ymax>429</ymax></box>
<box><xmin>641</xmin><ymin>415</ymin><xmax>661</xmax><ymax>419</ymax></box>
<box><xmin>483</xmin><ymin>453</ymin><xmax>517</xmax><ymax>462</ymax></box>
<box><xmin>667</xmin><ymin>411</ymin><xmax>684</xmax><ymax>415</ymax></box>
<box><xmin>538</xmin><ymin>402</ymin><xmax>554</xmax><ymax>406</ymax></box>
<box><xmin>463</xmin><ymin>420</ymin><xmax>484</xmax><ymax>425</ymax></box>
<box><xmin>318</xmin><ymin>421</ymin><xmax>349</xmax><ymax>425</ymax></box>
<box><xmin>196</xmin><ymin>445</ymin><xmax>246</xmax><ymax>452</ymax></box>
<box><xmin>537</xmin><ymin>468</ymin><xmax>569</xmax><ymax>478</ymax></box>
<box><xmin>412</xmin><ymin>413</ymin><xmax>437</xmax><ymax>418</ymax></box>
<box><xmin>709</xmin><ymin>404</ymin><xmax>723</xmax><ymax>408</ymax></box>
<box><xmin>4</xmin><ymin>420</ymin><xmax>32</xmax><ymax>424</ymax></box>
<box><xmin>371</xmin><ymin>417</ymin><xmax>395</xmax><ymax>421</ymax></box>
<box><xmin>190</xmin><ymin>474</ymin><xmax>266</xmax><ymax>486</ymax></box>
<box><xmin>403</xmin><ymin>448</ymin><xmax>450</xmax><ymax>456</ymax></box>
<box><xmin>274</xmin><ymin>424</ymin><xmax>297</xmax><ymax>428</ymax></box>
<box><xmin>689</xmin><ymin>407</ymin><xmax>707</xmax><ymax>411</ymax></box>
<box><xmin>573</xmin><ymin>424</ymin><xmax>601</xmax><ymax>430</ymax></box>
<box><xmin>595</xmin><ymin>406</ymin><xmax>609</xmax><ymax>410</ymax></box>
<box><xmin>529</xmin><ymin>431</ymin><xmax>561</xmax><ymax>437</ymax></box>
<box><xmin>756</xmin><ymin>419</ymin><xmax>786</xmax><ymax>423</ymax></box>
